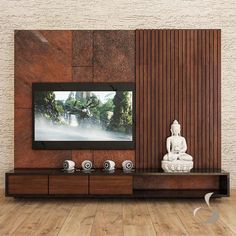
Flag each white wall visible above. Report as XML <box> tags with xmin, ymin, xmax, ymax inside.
<box><xmin>0</xmin><ymin>0</ymin><xmax>235</xmax><ymax>187</ymax></box>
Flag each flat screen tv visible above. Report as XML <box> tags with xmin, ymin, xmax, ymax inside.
<box><xmin>32</xmin><ymin>82</ymin><xmax>135</xmax><ymax>149</ymax></box>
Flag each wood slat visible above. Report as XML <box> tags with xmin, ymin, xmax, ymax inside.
<box><xmin>135</xmin><ymin>29</ymin><xmax>221</xmax><ymax>169</ymax></box>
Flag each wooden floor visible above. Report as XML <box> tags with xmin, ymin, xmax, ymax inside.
<box><xmin>0</xmin><ymin>190</ymin><xmax>236</xmax><ymax>236</ymax></box>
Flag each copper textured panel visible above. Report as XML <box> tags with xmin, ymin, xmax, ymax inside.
<box><xmin>93</xmin><ymin>150</ymin><xmax>135</xmax><ymax>168</ymax></box>
<box><xmin>8</xmin><ymin>175</ymin><xmax>48</xmax><ymax>194</ymax></box>
<box><xmin>49</xmin><ymin>176</ymin><xmax>88</xmax><ymax>194</ymax></box>
<box><xmin>136</xmin><ymin>29</ymin><xmax>221</xmax><ymax>169</ymax></box>
<box><xmin>90</xmin><ymin>176</ymin><xmax>133</xmax><ymax>194</ymax></box>
<box><xmin>14</xmin><ymin>109</ymin><xmax>71</xmax><ymax>168</ymax></box>
<box><xmin>15</xmin><ymin>30</ymin><xmax>72</xmax><ymax>109</ymax></box>
<box><xmin>72</xmin><ymin>150</ymin><xmax>93</xmax><ymax>167</ymax></box>
<box><xmin>93</xmin><ymin>30</ymin><xmax>135</xmax><ymax>82</ymax></box>
<box><xmin>72</xmin><ymin>30</ymin><xmax>93</xmax><ymax>66</ymax></box>
<box><xmin>72</xmin><ymin>66</ymin><xmax>93</xmax><ymax>82</ymax></box>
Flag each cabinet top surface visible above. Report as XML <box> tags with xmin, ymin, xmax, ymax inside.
<box><xmin>6</xmin><ymin>168</ymin><xmax>229</xmax><ymax>176</ymax></box>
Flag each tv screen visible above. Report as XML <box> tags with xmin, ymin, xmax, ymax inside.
<box><xmin>32</xmin><ymin>83</ymin><xmax>135</xmax><ymax>149</ymax></box>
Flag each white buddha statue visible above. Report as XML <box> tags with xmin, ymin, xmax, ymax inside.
<box><xmin>162</xmin><ymin>120</ymin><xmax>193</xmax><ymax>172</ymax></box>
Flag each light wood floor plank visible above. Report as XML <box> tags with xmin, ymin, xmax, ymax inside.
<box><xmin>0</xmin><ymin>189</ymin><xmax>235</xmax><ymax>236</ymax></box>
<box><xmin>147</xmin><ymin>200</ymin><xmax>189</xmax><ymax>236</ymax></box>
<box><xmin>90</xmin><ymin>199</ymin><xmax>124</xmax><ymax>236</ymax></box>
<box><xmin>11</xmin><ymin>201</ymin><xmax>62</xmax><ymax>236</ymax></box>
<box><xmin>123</xmin><ymin>199</ymin><xmax>156</xmax><ymax>236</ymax></box>
<box><xmin>32</xmin><ymin>200</ymin><xmax>74</xmax><ymax>236</ymax></box>
<box><xmin>0</xmin><ymin>200</ymin><xmax>39</xmax><ymax>235</ymax></box>
<box><xmin>187</xmin><ymin>201</ymin><xmax>235</xmax><ymax>236</ymax></box>
<box><xmin>58</xmin><ymin>200</ymin><xmax>97</xmax><ymax>236</ymax></box>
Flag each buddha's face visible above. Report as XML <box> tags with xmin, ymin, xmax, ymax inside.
<box><xmin>171</xmin><ymin>126</ymin><xmax>180</xmax><ymax>135</ymax></box>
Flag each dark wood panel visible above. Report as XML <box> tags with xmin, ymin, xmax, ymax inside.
<box><xmin>72</xmin><ymin>30</ymin><xmax>93</xmax><ymax>66</ymax></box>
<box><xmin>133</xmin><ymin>175</ymin><xmax>219</xmax><ymax>190</ymax></box>
<box><xmin>93</xmin><ymin>30</ymin><xmax>135</xmax><ymax>82</ymax></box>
<box><xmin>90</xmin><ymin>176</ymin><xmax>133</xmax><ymax>194</ymax></box>
<box><xmin>8</xmin><ymin>175</ymin><xmax>48</xmax><ymax>194</ymax></box>
<box><xmin>135</xmin><ymin>29</ymin><xmax>221</xmax><ymax>170</ymax></box>
<box><xmin>49</xmin><ymin>176</ymin><xmax>88</xmax><ymax>194</ymax></box>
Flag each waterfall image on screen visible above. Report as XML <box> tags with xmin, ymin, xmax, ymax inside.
<box><xmin>34</xmin><ymin>90</ymin><xmax>133</xmax><ymax>141</ymax></box>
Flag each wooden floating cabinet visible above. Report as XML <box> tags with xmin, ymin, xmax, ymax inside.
<box><xmin>5</xmin><ymin>169</ymin><xmax>229</xmax><ymax>198</ymax></box>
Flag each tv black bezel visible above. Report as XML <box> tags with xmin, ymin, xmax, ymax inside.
<box><xmin>32</xmin><ymin>82</ymin><xmax>135</xmax><ymax>150</ymax></box>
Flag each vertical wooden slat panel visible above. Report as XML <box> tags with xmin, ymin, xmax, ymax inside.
<box><xmin>135</xmin><ymin>29</ymin><xmax>221</xmax><ymax>170</ymax></box>
<box><xmin>217</xmin><ymin>30</ymin><xmax>221</xmax><ymax>169</ymax></box>
<box><xmin>167</xmin><ymin>30</ymin><xmax>172</xmax><ymax>128</ymax></box>
<box><xmin>190</xmin><ymin>30</ymin><xmax>195</xmax><ymax>159</ymax></box>
<box><xmin>186</xmin><ymin>30</ymin><xmax>191</xmax><ymax>154</ymax></box>
<box><xmin>206</xmin><ymin>30</ymin><xmax>210</xmax><ymax>169</ymax></box>
<box><xmin>135</xmin><ymin>30</ymin><xmax>140</xmax><ymax>168</ymax></box>
<box><xmin>182</xmin><ymin>31</ymin><xmax>187</xmax><ymax>144</ymax></box>
<box><xmin>213</xmin><ymin>30</ymin><xmax>218</xmax><ymax>169</ymax></box>
<box><xmin>197</xmin><ymin>30</ymin><xmax>202</xmax><ymax>169</ymax></box>
<box><xmin>178</xmin><ymin>30</ymin><xmax>183</xmax><ymax>131</ymax></box>
<box><xmin>201</xmin><ymin>30</ymin><xmax>206</xmax><ymax>168</ymax></box>
<box><xmin>174</xmin><ymin>30</ymin><xmax>179</xmax><ymax>120</ymax></box>
<box><xmin>151</xmin><ymin>31</ymin><xmax>156</xmax><ymax>169</ymax></box>
<box><xmin>178</xmin><ymin>30</ymin><xmax>183</xmax><ymax>144</ymax></box>
<box><xmin>143</xmin><ymin>31</ymin><xmax>148</xmax><ymax>169</ymax></box>
<box><xmin>209</xmin><ymin>30</ymin><xmax>214</xmax><ymax>169</ymax></box>
<box><xmin>194</xmin><ymin>31</ymin><xmax>198</xmax><ymax>169</ymax></box>
<box><xmin>157</xmin><ymin>30</ymin><xmax>162</xmax><ymax>169</ymax></box>
<box><xmin>170</xmin><ymin>30</ymin><xmax>174</xmax><ymax>122</ymax></box>
<box><xmin>147</xmin><ymin>30</ymin><xmax>151</xmax><ymax>168</ymax></box>
<box><xmin>162</xmin><ymin>30</ymin><xmax>167</xmax><ymax>164</ymax></box>
<box><xmin>139</xmin><ymin>30</ymin><xmax>144</xmax><ymax>169</ymax></box>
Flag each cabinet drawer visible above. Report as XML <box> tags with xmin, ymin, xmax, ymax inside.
<box><xmin>7</xmin><ymin>175</ymin><xmax>48</xmax><ymax>195</ymax></box>
<box><xmin>49</xmin><ymin>176</ymin><xmax>88</xmax><ymax>194</ymax></box>
<box><xmin>90</xmin><ymin>176</ymin><xmax>133</xmax><ymax>195</ymax></box>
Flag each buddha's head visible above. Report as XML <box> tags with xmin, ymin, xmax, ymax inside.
<box><xmin>171</xmin><ymin>120</ymin><xmax>181</xmax><ymax>136</ymax></box>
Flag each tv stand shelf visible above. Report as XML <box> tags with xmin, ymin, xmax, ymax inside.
<box><xmin>5</xmin><ymin>169</ymin><xmax>229</xmax><ymax>198</ymax></box>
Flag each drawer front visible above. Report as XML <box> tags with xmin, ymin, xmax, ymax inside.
<box><xmin>49</xmin><ymin>176</ymin><xmax>88</xmax><ymax>194</ymax></box>
<box><xmin>7</xmin><ymin>175</ymin><xmax>48</xmax><ymax>195</ymax></box>
<box><xmin>133</xmin><ymin>175</ymin><xmax>219</xmax><ymax>190</ymax></box>
<box><xmin>90</xmin><ymin>176</ymin><xmax>133</xmax><ymax>195</ymax></box>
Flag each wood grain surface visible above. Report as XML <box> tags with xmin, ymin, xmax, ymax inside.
<box><xmin>90</xmin><ymin>176</ymin><xmax>133</xmax><ymax>194</ymax></box>
<box><xmin>49</xmin><ymin>176</ymin><xmax>88</xmax><ymax>194</ymax></box>
<box><xmin>135</xmin><ymin>29</ymin><xmax>221</xmax><ymax>170</ymax></box>
<box><xmin>1</xmin><ymin>189</ymin><xmax>236</xmax><ymax>235</ymax></box>
<box><xmin>8</xmin><ymin>175</ymin><xmax>48</xmax><ymax>194</ymax></box>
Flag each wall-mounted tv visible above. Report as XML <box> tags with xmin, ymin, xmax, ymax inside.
<box><xmin>32</xmin><ymin>83</ymin><xmax>135</xmax><ymax>149</ymax></box>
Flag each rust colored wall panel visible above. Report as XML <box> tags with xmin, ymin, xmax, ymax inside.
<box><xmin>135</xmin><ymin>29</ymin><xmax>221</xmax><ymax>170</ymax></box>
<box><xmin>72</xmin><ymin>66</ymin><xmax>93</xmax><ymax>82</ymax></box>
<box><xmin>15</xmin><ymin>30</ymin><xmax>136</xmax><ymax>169</ymax></box>
<box><xmin>93</xmin><ymin>150</ymin><xmax>135</xmax><ymax>168</ymax></box>
<box><xmin>93</xmin><ymin>30</ymin><xmax>135</xmax><ymax>82</ymax></box>
<box><xmin>72</xmin><ymin>150</ymin><xmax>93</xmax><ymax>167</ymax></box>
<box><xmin>15</xmin><ymin>30</ymin><xmax>72</xmax><ymax>109</ymax></box>
<box><xmin>14</xmin><ymin>109</ymin><xmax>71</xmax><ymax>168</ymax></box>
<box><xmin>72</xmin><ymin>30</ymin><xmax>93</xmax><ymax>66</ymax></box>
